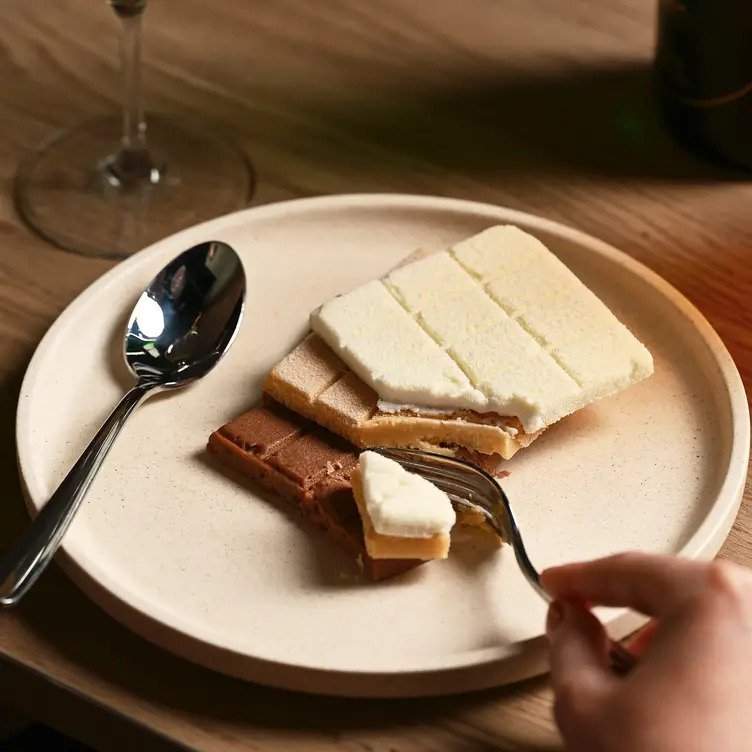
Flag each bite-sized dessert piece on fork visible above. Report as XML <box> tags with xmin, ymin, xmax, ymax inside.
<box><xmin>351</xmin><ymin>450</ymin><xmax>456</xmax><ymax>561</ymax></box>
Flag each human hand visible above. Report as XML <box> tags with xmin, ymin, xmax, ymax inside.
<box><xmin>541</xmin><ymin>552</ymin><xmax>752</xmax><ymax>752</ymax></box>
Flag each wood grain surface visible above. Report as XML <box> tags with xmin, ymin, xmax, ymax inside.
<box><xmin>1</xmin><ymin>1</ymin><xmax>751</xmax><ymax>750</ymax></box>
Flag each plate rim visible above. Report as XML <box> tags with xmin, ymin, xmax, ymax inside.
<box><xmin>14</xmin><ymin>193</ymin><xmax>750</xmax><ymax>696</ymax></box>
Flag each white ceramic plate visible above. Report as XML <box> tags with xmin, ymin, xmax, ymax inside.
<box><xmin>16</xmin><ymin>195</ymin><xmax>749</xmax><ymax>697</ymax></box>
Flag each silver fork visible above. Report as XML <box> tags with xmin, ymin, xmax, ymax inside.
<box><xmin>375</xmin><ymin>447</ymin><xmax>637</xmax><ymax>675</ymax></box>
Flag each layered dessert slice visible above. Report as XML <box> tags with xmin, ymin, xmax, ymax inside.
<box><xmin>266</xmin><ymin>225</ymin><xmax>654</xmax><ymax>468</ymax></box>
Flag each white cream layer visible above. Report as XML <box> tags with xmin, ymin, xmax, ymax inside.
<box><xmin>359</xmin><ymin>451</ymin><xmax>456</xmax><ymax>538</ymax></box>
<box><xmin>310</xmin><ymin>225</ymin><xmax>653</xmax><ymax>432</ymax></box>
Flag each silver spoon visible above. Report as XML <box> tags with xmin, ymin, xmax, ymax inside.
<box><xmin>0</xmin><ymin>240</ymin><xmax>245</xmax><ymax>606</ymax></box>
<box><xmin>375</xmin><ymin>447</ymin><xmax>637</xmax><ymax>675</ymax></box>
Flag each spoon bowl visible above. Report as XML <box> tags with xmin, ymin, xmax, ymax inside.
<box><xmin>125</xmin><ymin>241</ymin><xmax>244</xmax><ymax>386</ymax></box>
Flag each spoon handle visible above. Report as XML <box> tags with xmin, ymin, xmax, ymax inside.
<box><xmin>0</xmin><ymin>382</ymin><xmax>155</xmax><ymax>606</ymax></box>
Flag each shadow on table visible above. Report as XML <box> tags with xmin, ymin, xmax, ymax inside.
<box><xmin>254</xmin><ymin>60</ymin><xmax>743</xmax><ymax>184</ymax></box>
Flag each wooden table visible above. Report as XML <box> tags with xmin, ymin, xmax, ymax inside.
<box><xmin>1</xmin><ymin>1</ymin><xmax>750</xmax><ymax>749</ymax></box>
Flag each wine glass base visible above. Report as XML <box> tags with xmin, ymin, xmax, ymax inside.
<box><xmin>15</xmin><ymin>115</ymin><xmax>255</xmax><ymax>259</ymax></box>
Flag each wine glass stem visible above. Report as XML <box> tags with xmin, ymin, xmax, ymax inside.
<box><xmin>120</xmin><ymin>12</ymin><xmax>146</xmax><ymax>153</ymax></box>
<box><xmin>106</xmin><ymin>6</ymin><xmax>159</xmax><ymax>186</ymax></box>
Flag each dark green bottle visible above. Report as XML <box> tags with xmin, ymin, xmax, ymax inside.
<box><xmin>655</xmin><ymin>0</ymin><xmax>752</xmax><ymax>169</ymax></box>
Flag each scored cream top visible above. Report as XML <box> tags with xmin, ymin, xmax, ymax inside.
<box><xmin>358</xmin><ymin>451</ymin><xmax>456</xmax><ymax>537</ymax></box>
<box><xmin>311</xmin><ymin>225</ymin><xmax>654</xmax><ymax>432</ymax></box>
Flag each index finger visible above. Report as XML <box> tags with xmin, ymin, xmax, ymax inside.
<box><xmin>541</xmin><ymin>552</ymin><xmax>709</xmax><ymax>617</ymax></box>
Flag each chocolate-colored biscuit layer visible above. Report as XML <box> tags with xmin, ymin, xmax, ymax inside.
<box><xmin>208</xmin><ymin>399</ymin><xmax>421</xmax><ymax>581</ymax></box>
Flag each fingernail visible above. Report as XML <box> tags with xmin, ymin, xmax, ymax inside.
<box><xmin>546</xmin><ymin>601</ymin><xmax>564</xmax><ymax>635</ymax></box>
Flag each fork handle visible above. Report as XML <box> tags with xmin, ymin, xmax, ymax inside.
<box><xmin>0</xmin><ymin>382</ymin><xmax>155</xmax><ymax>607</ymax></box>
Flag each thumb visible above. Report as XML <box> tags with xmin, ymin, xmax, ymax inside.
<box><xmin>546</xmin><ymin>601</ymin><xmax>616</xmax><ymax>737</ymax></box>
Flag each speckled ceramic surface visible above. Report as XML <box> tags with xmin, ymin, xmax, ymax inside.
<box><xmin>16</xmin><ymin>195</ymin><xmax>749</xmax><ymax>697</ymax></box>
